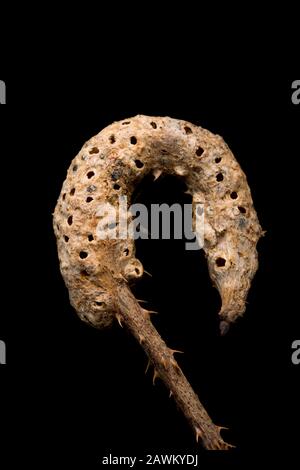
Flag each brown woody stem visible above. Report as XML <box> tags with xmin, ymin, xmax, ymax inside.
<box><xmin>116</xmin><ymin>281</ymin><xmax>233</xmax><ymax>450</ymax></box>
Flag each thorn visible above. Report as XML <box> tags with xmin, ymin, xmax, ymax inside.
<box><xmin>170</xmin><ymin>348</ymin><xmax>184</xmax><ymax>355</ymax></box>
<box><xmin>170</xmin><ymin>358</ymin><xmax>181</xmax><ymax>372</ymax></box>
<box><xmin>212</xmin><ymin>437</ymin><xmax>235</xmax><ymax>450</ymax></box>
<box><xmin>195</xmin><ymin>427</ymin><xmax>202</xmax><ymax>443</ymax></box>
<box><xmin>174</xmin><ymin>166</ymin><xmax>188</xmax><ymax>176</ymax></box>
<box><xmin>152</xmin><ymin>369</ymin><xmax>159</xmax><ymax>385</ymax></box>
<box><xmin>217</xmin><ymin>425</ymin><xmax>229</xmax><ymax>433</ymax></box>
<box><xmin>161</xmin><ymin>356</ymin><xmax>167</xmax><ymax>368</ymax></box>
<box><xmin>213</xmin><ymin>439</ymin><xmax>223</xmax><ymax>450</ymax></box>
<box><xmin>116</xmin><ymin>313</ymin><xmax>123</xmax><ymax>328</ymax></box>
<box><xmin>145</xmin><ymin>358</ymin><xmax>151</xmax><ymax>374</ymax></box>
<box><xmin>225</xmin><ymin>442</ymin><xmax>236</xmax><ymax>449</ymax></box>
<box><xmin>153</xmin><ymin>169</ymin><xmax>162</xmax><ymax>181</ymax></box>
<box><xmin>169</xmin><ymin>390</ymin><xmax>173</xmax><ymax>398</ymax></box>
<box><xmin>215</xmin><ymin>439</ymin><xmax>230</xmax><ymax>450</ymax></box>
<box><xmin>138</xmin><ymin>333</ymin><xmax>145</xmax><ymax>344</ymax></box>
<box><xmin>144</xmin><ymin>269</ymin><xmax>152</xmax><ymax>277</ymax></box>
<box><xmin>141</xmin><ymin>308</ymin><xmax>158</xmax><ymax>318</ymax></box>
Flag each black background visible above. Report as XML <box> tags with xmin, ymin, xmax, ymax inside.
<box><xmin>0</xmin><ymin>74</ymin><xmax>299</xmax><ymax>467</ymax></box>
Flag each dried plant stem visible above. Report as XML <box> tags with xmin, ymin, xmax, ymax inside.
<box><xmin>54</xmin><ymin>115</ymin><xmax>261</xmax><ymax>448</ymax></box>
<box><xmin>116</xmin><ymin>281</ymin><xmax>233</xmax><ymax>450</ymax></box>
